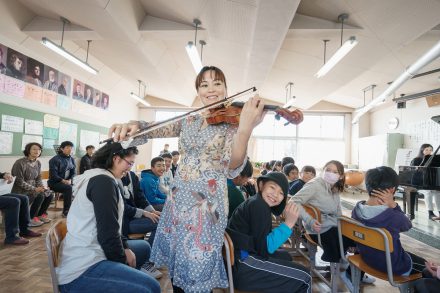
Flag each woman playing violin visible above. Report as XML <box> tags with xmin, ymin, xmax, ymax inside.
<box><xmin>109</xmin><ymin>66</ymin><xmax>265</xmax><ymax>292</ymax></box>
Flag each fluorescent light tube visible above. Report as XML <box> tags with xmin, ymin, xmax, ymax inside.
<box><xmin>130</xmin><ymin>92</ymin><xmax>151</xmax><ymax>107</ymax></box>
<box><xmin>41</xmin><ymin>37</ymin><xmax>98</xmax><ymax>75</ymax></box>
<box><xmin>185</xmin><ymin>41</ymin><xmax>203</xmax><ymax>73</ymax></box>
<box><xmin>315</xmin><ymin>36</ymin><xmax>358</xmax><ymax>78</ymax></box>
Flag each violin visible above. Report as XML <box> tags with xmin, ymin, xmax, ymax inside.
<box><xmin>102</xmin><ymin>87</ymin><xmax>303</xmax><ymax>148</ymax></box>
<box><xmin>205</xmin><ymin>101</ymin><xmax>304</xmax><ymax>125</ymax></box>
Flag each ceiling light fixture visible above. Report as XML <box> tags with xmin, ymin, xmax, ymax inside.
<box><xmin>130</xmin><ymin>80</ymin><xmax>151</xmax><ymax>107</ymax></box>
<box><xmin>41</xmin><ymin>17</ymin><xmax>98</xmax><ymax>74</ymax></box>
<box><xmin>315</xmin><ymin>14</ymin><xmax>358</xmax><ymax>78</ymax></box>
<box><xmin>283</xmin><ymin>82</ymin><xmax>295</xmax><ymax>108</ymax></box>
<box><xmin>186</xmin><ymin>19</ymin><xmax>203</xmax><ymax>74</ymax></box>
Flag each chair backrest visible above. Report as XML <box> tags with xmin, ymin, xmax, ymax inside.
<box><xmin>303</xmin><ymin>204</ymin><xmax>322</xmax><ymax>223</ymax></box>
<box><xmin>223</xmin><ymin>232</ymin><xmax>235</xmax><ymax>293</ymax></box>
<box><xmin>223</xmin><ymin>232</ymin><xmax>235</xmax><ymax>266</ymax></box>
<box><xmin>46</xmin><ymin>219</ymin><xmax>67</xmax><ymax>293</ymax></box>
<box><xmin>338</xmin><ymin>216</ymin><xmax>394</xmax><ymax>252</ymax></box>
<box><xmin>41</xmin><ymin>170</ymin><xmax>50</xmax><ymax>180</ymax></box>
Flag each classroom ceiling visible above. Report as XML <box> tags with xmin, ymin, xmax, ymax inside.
<box><xmin>2</xmin><ymin>0</ymin><xmax>440</xmax><ymax>110</ymax></box>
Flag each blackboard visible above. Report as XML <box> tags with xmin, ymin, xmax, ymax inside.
<box><xmin>0</xmin><ymin>102</ymin><xmax>107</xmax><ymax>157</ymax></box>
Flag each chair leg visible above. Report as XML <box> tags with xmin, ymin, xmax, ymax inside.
<box><xmin>350</xmin><ymin>264</ymin><xmax>361</xmax><ymax>293</ymax></box>
<box><xmin>330</xmin><ymin>262</ymin><xmax>340</xmax><ymax>293</ymax></box>
<box><xmin>308</xmin><ymin>243</ymin><xmax>317</xmax><ymax>270</ymax></box>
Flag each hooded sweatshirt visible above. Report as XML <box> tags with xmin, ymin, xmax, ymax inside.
<box><xmin>140</xmin><ymin>169</ymin><xmax>167</xmax><ymax>205</ymax></box>
<box><xmin>227</xmin><ymin>193</ymin><xmax>290</xmax><ymax>260</ymax></box>
<box><xmin>56</xmin><ymin>169</ymin><xmax>128</xmax><ymax>285</ymax></box>
<box><xmin>352</xmin><ymin>201</ymin><xmax>412</xmax><ymax>275</ymax></box>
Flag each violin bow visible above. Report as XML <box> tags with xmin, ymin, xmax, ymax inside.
<box><xmin>101</xmin><ymin>87</ymin><xmax>257</xmax><ymax>147</ymax></box>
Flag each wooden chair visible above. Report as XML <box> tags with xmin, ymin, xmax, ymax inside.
<box><xmin>299</xmin><ymin>204</ymin><xmax>340</xmax><ymax>292</ymax></box>
<box><xmin>41</xmin><ymin>171</ymin><xmax>63</xmax><ymax>210</ymax></box>
<box><xmin>223</xmin><ymin>232</ymin><xmax>235</xmax><ymax>293</ymax></box>
<box><xmin>128</xmin><ymin>233</ymin><xmax>145</xmax><ymax>240</ymax></box>
<box><xmin>337</xmin><ymin>216</ymin><xmax>422</xmax><ymax>293</ymax></box>
<box><xmin>45</xmin><ymin>219</ymin><xmax>67</xmax><ymax>293</ymax></box>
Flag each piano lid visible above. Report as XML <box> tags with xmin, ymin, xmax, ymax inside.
<box><xmin>432</xmin><ymin>115</ymin><xmax>440</xmax><ymax>124</ymax></box>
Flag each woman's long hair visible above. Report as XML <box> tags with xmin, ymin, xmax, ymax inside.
<box><xmin>417</xmin><ymin>143</ymin><xmax>433</xmax><ymax>158</ymax></box>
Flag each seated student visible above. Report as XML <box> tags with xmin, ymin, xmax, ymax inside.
<box><xmin>288</xmin><ymin>165</ymin><xmax>316</xmax><ymax>196</ymax></box>
<box><xmin>290</xmin><ymin>160</ymin><xmax>375</xmax><ymax>287</ymax></box>
<box><xmin>11</xmin><ymin>142</ymin><xmax>53</xmax><ymax>227</ymax></box>
<box><xmin>272</xmin><ymin>160</ymin><xmax>282</xmax><ymax>172</ymax></box>
<box><xmin>56</xmin><ymin>143</ymin><xmax>160</xmax><ymax>293</ymax></box>
<box><xmin>283</xmin><ymin>163</ymin><xmax>299</xmax><ymax>183</ymax></box>
<box><xmin>227</xmin><ymin>159</ymin><xmax>253</xmax><ymax>218</ymax></box>
<box><xmin>0</xmin><ymin>171</ymin><xmax>42</xmax><ymax>245</ymax></box>
<box><xmin>140</xmin><ymin>157</ymin><xmax>167</xmax><ymax>211</ymax></box>
<box><xmin>48</xmin><ymin>141</ymin><xmax>76</xmax><ymax>217</ymax></box>
<box><xmin>281</xmin><ymin>156</ymin><xmax>295</xmax><ymax>168</ymax></box>
<box><xmin>227</xmin><ymin>172</ymin><xmax>311</xmax><ymax>293</ymax></box>
<box><xmin>414</xmin><ymin>261</ymin><xmax>440</xmax><ymax>293</ymax></box>
<box><xmin>121</xmin><ymin>170</ymin><xmax>163</xmax><ymax>279</ymax></box>
<box><xmin>170</xmin><ymin>150</ymin><xmax>180</xmax><ymax>178</ymax></box>
<box><xmin>352</xmin><ymin>166</ymin><xmax>426</xmax><ymax>276</ymax></box>
<box><xmin>159</xmin><ymin>153</ymin><xmax>173</xmax><ymax>197</ymax></box>
<box><xmin>79</xmin><ymin>145</ymin><xmax>95</xmax><ymax>174</ymax></box>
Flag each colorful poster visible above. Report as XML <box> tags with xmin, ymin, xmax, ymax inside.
<box><xmin>3</xmin><ymin>75</ymin><xmax>25</xmax><ymax>97</ymax></box>
<box><xmin>43</xmin><ymin>127</ymin><xmax>58</xmax><ymax>139</ymax></box>
<box><xmin>21</xmin><ymin>134</ymin><xmax>43</xmax><ymax>150</ymax></box>
<box><xmin>57</xmin><ymin>94</ymin><xmax>72</xmax><ymax>111</ymax></box>
<box><xmin>1</xmin><ymin>114</ymin><xmax>24</xmax><ymax>132</ymax></box>
<box><xmin>24</xmin><ymin>83</ymin><xmax>43</xmax><ymax>103</ymax></box>
<box><xmin>80</xmin><ymin>129</ymin><xmax>100</xmax><ymax>150</ymax></box>
<box><xmin>43</xmin><ymin>114</ymin><xmax>60</xmax><ymax>128</ymax></box>
<box><xmin>59</xmin><ymin>121</ymin><xmax>78</xmax><ymax>146</ymax></box>
<box><xmin>42</xmin><ymin>89</ymin><xmax>57</xmax><ymax>107</ymax></box>
<box><xmin>0</xmin><ymin>131</ymin><xmax>13</xmax><ymax>154</ymax></box>
<box><xmin>43</xmin><ymin>138</ymin><xmax>56</xmax><ymax>149</ymax></box>
<box><xmin>24</xmin><ymin>119</ymin><xmax>43</xmax><ymax>135</ymax></box>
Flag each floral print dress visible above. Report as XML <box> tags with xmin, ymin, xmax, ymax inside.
<box><xmin>134</xmin><ymin>114</ymin><xmax>245</xmax><ymax>292</ymax></box>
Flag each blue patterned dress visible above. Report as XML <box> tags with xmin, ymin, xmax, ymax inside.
<box><xmin>134</xmin><ymin>115</ymin><xmax>245</xmax><ymax>292</ymax></box>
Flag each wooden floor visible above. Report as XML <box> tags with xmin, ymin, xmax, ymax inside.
<box><xmin>1</xmin><ymin>197</ymin><xmax>439</xmax><ymax>293</ymax></box>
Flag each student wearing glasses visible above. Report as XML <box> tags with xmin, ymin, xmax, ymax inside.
<box><xmin>56</xmin><ymin>143</ymin><xmax>160</xmax><ymax>292</ymax></box>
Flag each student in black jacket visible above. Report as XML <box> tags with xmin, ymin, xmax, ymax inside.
<box><xmin>227</xmin><ymin>172</ymin><xmax>311</xmax><ymax>293</ymax></box>
<box><xmin>121</xmin><ymin>171</ymin><xmax>160</xmax><ymax>245</ymax></box>
<box><xmin>48</xmin><ymin>141</ymin><xmax>76</xmax><ymax>217</ymax></box>
<box><xmin>79</xmin><ymin>145</ymin><xmax>95</xmax><ymax>174</ymax></box>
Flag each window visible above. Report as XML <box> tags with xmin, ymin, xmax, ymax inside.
<box><xmin>151</xmin><ymin>110</ymin><xmax>186</xmax><ymax>157</ymax></box>
<box><xmin>251</xmin><ymin>113</ymin><xmax>346</xmax><ymax>168</ymax></box>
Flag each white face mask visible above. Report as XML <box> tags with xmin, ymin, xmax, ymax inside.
<box><xmin>322</xmin><ymin>171</ymin><xmax>340</xmax><ymax>185</ymax></box>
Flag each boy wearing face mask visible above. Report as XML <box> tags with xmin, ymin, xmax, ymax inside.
<box><xmin>352</xmin><ymin>166</ymin><xmax>426</xmax><ymax>277</ymax></box>
<box><xmin>289</xmin><ymin>160</ymin><xmax>376</xmax><ymax>288</ymax></box>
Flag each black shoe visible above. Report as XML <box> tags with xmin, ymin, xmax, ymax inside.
<box><xmin>62</xmin><ymin>211</ymin><xmax>68</xmax><ymax>218</ymax></box>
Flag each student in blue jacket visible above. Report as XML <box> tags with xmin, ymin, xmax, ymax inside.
<box><xmin>227</xmin><ymin>172</ymin><xmax>311</xmax><ymax>293</ymax></box>
<box><xmin>352</xmin><ymin>166</ymin><xmax>426</xmax><ymax>276</ymax></box>
<box><xmin>140</xmin><ymin>157</ymin><xmax>167</xmax><ymax>211</ymax></box>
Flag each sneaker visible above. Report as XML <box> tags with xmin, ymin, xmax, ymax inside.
<box><xmin>340</xmin><ymin>271</ymin><xmax>354</xmax><ymax>292</ymax></box>
<box><xmin>39</xmin><ymin>213</ymin><xmax>52</xmax><ymax>223</ymax></box>
<box><xmin>141</xmin><ymin>262</ymin><xmax>163</xmax><ymax>279</ymax></box>
<box><xmin>361</xmin><ymin>274</ymin><xmax>376</xmax><ymax>284</ymax></box>
<box><xmin>61</xmin><ymin>211</ymin><xmax>69</xmax><ymax>218</ymax></box>
<box><xmin>5</xmin><ymin>237</ymin><xmax>29</xmax><ymax>245</ymax></box>
<box><xmin>29</xmin><ymin>217</ymin><xmax>44</xmax><ymax>227</ymax></box>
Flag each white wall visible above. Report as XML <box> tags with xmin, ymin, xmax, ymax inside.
<box><xmin>369</xmin><ymin>98</ymin><xmax>440</xmax><ymax>148</ymax></box>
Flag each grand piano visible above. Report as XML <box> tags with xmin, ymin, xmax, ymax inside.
<box><xmin>398</xmin><ymin>115</ymin><xmax>440</xmax><ymax>220</ymax></box>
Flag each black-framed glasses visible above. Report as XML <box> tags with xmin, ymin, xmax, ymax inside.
<box><xmin>121</xmin><ymin>158</ymin><xmax>134</xmax><ymax>167</ymax></box>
